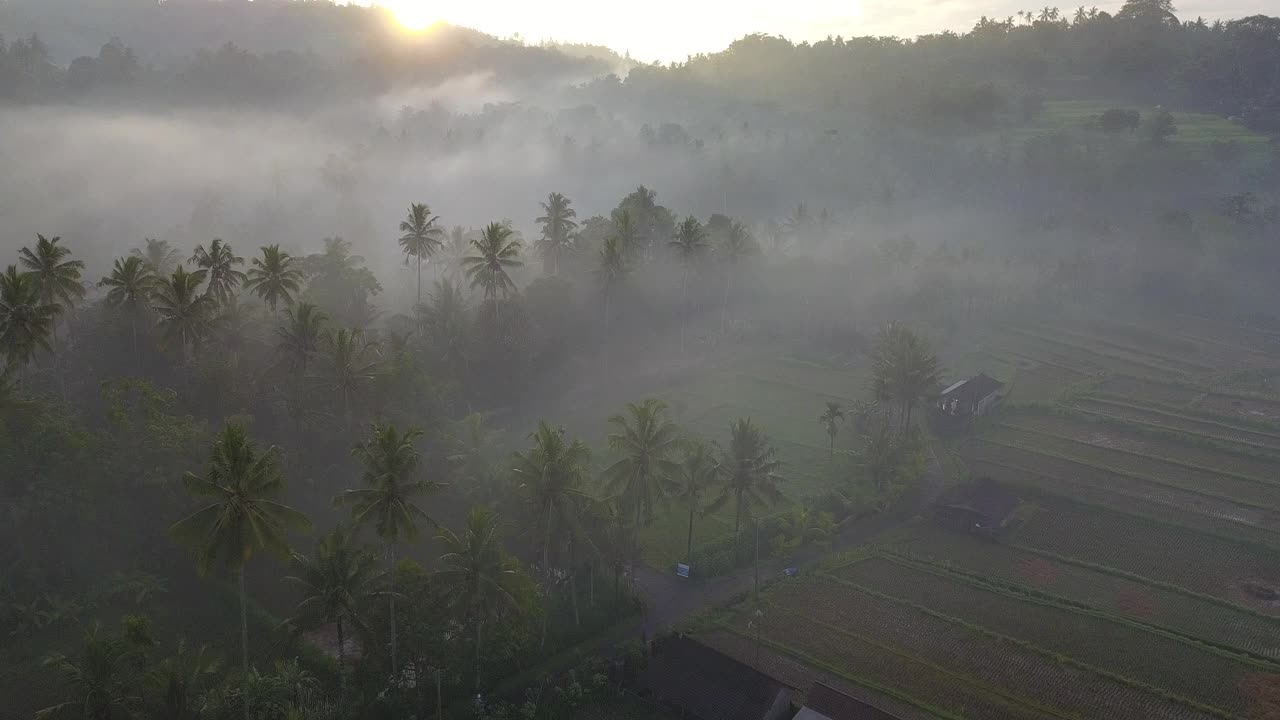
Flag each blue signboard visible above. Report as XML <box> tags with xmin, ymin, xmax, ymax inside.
<box><xmin>676</xmin><ymin>563</ymin><xmax>690</xmax><ymax>578</ymax></box>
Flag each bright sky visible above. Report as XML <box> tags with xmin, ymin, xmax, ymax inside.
<box><xmin>360</xmin><ymin>1</ymin><xmax>1271</xmax><ymax>63</ymax></box>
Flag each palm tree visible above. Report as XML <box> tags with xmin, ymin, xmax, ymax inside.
<box><xmin>244</xmin><ymin>245</ymin><xmax>303</xmax><ymax>318</ymax></box>
<box><xmin>399</xmin><ymin>203</ymin><xmax>445</xmax><ymax>308</ymax></box>
<box><xmin>0</xmin><ymin>265</ymin><xmax>58</xmax><ymax>371</ymax></box>
<box><xmin>420</xmin><ymin>279</ymin><xmax>470</xmax><ymax>377</ymax></box>
<box><xmin>310</xmin><ymin>328</ymin><xmax>380</xmax><ymax>431</ymax></box>
<box><xmin>189</xmin><ymin>238</ymin><xmax>246</xmax><ymax>306</ymax></box>
<box><xmin>170</xmin><ymin>423</ymin><xmax>311</xmax><ymax>720</ymax></box>
<box><xmin>707</xmin><ymin>418</ymin><xmax>784</xmax><ymax>543</ymax></box>
<box><xmin>610</xmin><ymin>209</ymin><xmax>641</xmax><ymax>260</ymax></box>
<box><xmin>462</xmin><ymin>222</ymin><xmax>522</xmax><ymax>325</ymax></box>
<box><xmin>603</xmin><ymin>399</ymin><xmax>683</xmax><ymax>568</ymax></box>
<box><xmin>596</xmin><ymin>236</ymin><xmax>628</xmax><ymax>371</ymax></box>
<box><xmin>19</xmin><ymin>234</ymin><xmax>84</xmax><ymax>351</ymax></box>
<box><xmin>435</xmin><ymin>507</ymin><xmax>525</xmax><ymax>692</ymax></box>
<box><xmin>535</xmin><ymin>192</ymin><xmax>578</xmax><ymax>276</ymax></box>
<box><xmin>151</xmin><ymin>266</ymin><xmax>215</xmax><ymax>364</ymax></box>
<box><xmin>275</xmin><ymin>302</ymin><xmax>327</xmax><ymax>374</ymax></box>
<box><xmin>512</xmin><ymin>421</ymin><xmax>591</xmax><ymax>635</ymax></box>
<box><xmin>283</xmin><ymin>524</ymin><xmax>385</xmax><ymax>705</ymax></box>
<box><xmin>144</xmin><ymin>640</ymin><xmax>220</xmax><ymax>720</ymax></box>
<box><xmin>338</xmin><ymin>423</ymin><xmax>441</xmax><ymax>673</ymax></box>
<box><xmin>440</xmin><ymin>226</ymin><xmax>472</xmax><ymax>284</ymax></box>
<box><xmin>818</xmin><ymin>401</ymin><xmax>845</xmax><ymax>459</ymax></box>
<box><xmin>871</xmin><ymin>323</ymin><xmax>941</xmax><ymax>433</ymax></box>
<box><xmin>98</xmin><ymin>256</ymin><xmax>155</xmax><ymax>369</ymax></box>
<box><xmin>37</xmin><ymin>623</ymin><xmax>141</xmax><ymax>720</ymax></box>
<box><xmin>674</xmin><ymin>441</ymin><xmax>716</xmax><ymax>566</ymax></box>
<box><xmin>132</xmin><ymin>238</ymin><xmax>181</xmax><ymax>276</ymax></box>
<box><xmin>718</xmin><ymin>222</ymin><xmax>757</xmax><ymax>333</ymax></box>
<box><xmin>668</xmin><ymin>216</ymin><xmax>709</xmax><ymax>356</ymax></box>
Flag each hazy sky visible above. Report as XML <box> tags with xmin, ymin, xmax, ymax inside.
<box><xmin>363</xmin><ymin>0</ymin><xmax>1271</xmax><ymax>62</ymax></box>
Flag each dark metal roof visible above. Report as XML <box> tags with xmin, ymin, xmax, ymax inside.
<box><xmin>800</xmin><ymin>683</ymin><xmax>907</xmax><ymax>720</ymax></box>
<box><xmin>940</xmin><ymin>373</ymin><xmax>1005</xmax><ymax>401</ymax></box>
<box><xmin>637</xmin><ymin>635</ymin><xmax>794</xmax><ymax>720</ymax></box>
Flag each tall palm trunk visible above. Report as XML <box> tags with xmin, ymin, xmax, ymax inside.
<box><xmin>721</xmin><ymin>270</ymin><xmax>732</xmax><ymax>334</ymax></box>
<box><xmin>474</xmin><ymin>618</ymin><xmax>483</xmax><ymax>692</ymax></box>
<box><xmin>388</xmin><ymin>542</ymin><xmax>398</xmax><ymax>674</ymax></box>
<box><xmin>416</xmin><ymin>256</ymin><xmax>423</xmax><ymax>309</ymax></box>
<box><xmin>603</xmin><ymin>290</ymin><xmax>612</xmax><ymax>375</ymax></box>
<box><xmin>686</xmin><ymin>497</ymin><xmax>696</xmax><ymax>564</ymax></box>
<box><xmin>336</xmin><ymin>617</ymin><xmax>347</xmax><ymax>707</ymax></box>
<box><xmin>130</xmin><ymin>311</ymin><xmax>140</xmax><ymax>375</ymax></box>
<box><xmin>569</xmin><ymin>533</ymin><xmax>580</xmax><ymax>627</ymax></box>
<box><xmin>540</xmin><ymin>505</ymin><xmax>552</xmax><ymax>651</ymax></box>
<box><xmin>679</xmin><ymin>267</ymin><xmax>690</xmax><ymax>356</ymax></box>
<box><xmin>239</xmin><ymin>569</ymin><xmax>250</xmax><ymax>720</ymax></box>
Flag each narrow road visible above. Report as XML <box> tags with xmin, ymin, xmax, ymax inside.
<box><xmin>629</xmin><ymin>437</ymin><xmax>949</xmax><ymax>639</ymax></box>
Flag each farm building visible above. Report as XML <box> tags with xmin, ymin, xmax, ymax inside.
<box><xmin>795</xmin><ymin>682</ymin><xmax>906</xmax><ymax>720</ymax></box>
<box><xmin>636</xmin><ymin>634</ymin><xmax>795</xmax><ymax>720</ymax></box>
<box><xmin>934</xmin><ymin>479</ymin><xmax>1020</xmax><ymax>536</ymax></box>
<box><xmin>937</xmin><ymin>373</ymin><xmax>1005</xmax><ymax>418</ymax></box>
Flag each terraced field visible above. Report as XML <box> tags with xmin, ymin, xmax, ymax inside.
<box><xmin>889</xmin><ymin>525</ymin><xmax>1280</xmax><ymax>661</ymax></box>
<box><xmin>689</xmin><ymin>315</ymin><xmax>1280</xmax><ymax>719</ymax></box>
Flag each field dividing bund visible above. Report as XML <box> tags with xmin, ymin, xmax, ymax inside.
<box><xmin>740</xmin><ymin>576</ymin><xmax>1226</xmax><ymax>720</ymax></box>
<box><xmin>983</xmin><ymin>425</ymin><xmax>1280</xmax><ymax>512</ymax></box>
<box><xmin>829</xmin><ymin>556</ymin><xmax>1276</xmax><ymax>717</ymax></box>
<box><xmin>888</xmin><ymin>525</ymin><xmax>1280</xmax><ymax>661</ymax></box>
<box><xmin>1000</xmin><ymin>413</ymin><xmax>1280</xmax><ymax>482</ymax></box>
<box><xmin>1003</xmin><ymin>494</ymin><xmax>1280</xmax><ymax>612</ymax></box>
<box><xmin>962</xmin><ymin>441</ymin><xmax>1276</xmax><ymax>535</ymax></box>
<box><xmin>696</xmin><ymin>630</ymin><xmax>952</xmax><ymax>720</ymax></box>
<box><xmin>1074</xmin><ymin>397</ymin><xmax>1280</xmax><ymax>452</ymax></box>
<box><xmin>1017</xmin><ymin>323</ymin><xmax>1216</xmax><ymax>375</ymax></box>
<box><xmin>999</xmin><ymin>327</ymin><xmax>1195</xmax><ymax>380</ymax></box>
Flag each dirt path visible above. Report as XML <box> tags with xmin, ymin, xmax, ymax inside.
<box><xmin>627</xmin><ymin>437</ymin><xmax>949</xmax><ymax>639</ymax></box>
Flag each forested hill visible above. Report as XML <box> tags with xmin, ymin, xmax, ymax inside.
<box><xmin>1</xmin><ymin>0</ymin><xmax>1277</xmax><ymax>133</ymax></box>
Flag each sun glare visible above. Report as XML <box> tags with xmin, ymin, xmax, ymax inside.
<box><xmin>385</xmin><ymin>1</ymin><xmax>437</xmax><ymax>32</ymax></box>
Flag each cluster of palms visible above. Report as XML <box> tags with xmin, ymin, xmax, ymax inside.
<box><xmin>162</xmin><ymin>395</ymin><xmax>784</xmax><ymax>719</ymax></box>
<box><xmin>165</xmin><ymin>419</ymin><xmax>524</xmax><ymax>717</ymax></box>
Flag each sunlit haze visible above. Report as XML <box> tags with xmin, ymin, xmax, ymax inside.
<box><xmin>362</xmin><ymin>0</ymin><xmax>1271</xmax><ymax>61</ymax></box>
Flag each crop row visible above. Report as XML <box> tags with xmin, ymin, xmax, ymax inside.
<box><xmin>1001</xmin><ymin>491</ymin><xmax>1280</xmax><ymax>611</ymax></box>
<box><xmin>1014</xmin><ymin>324</ymin><xmax>1214</xmax><ymax>374</ymax></box>
<box><xmin>1000</xmin><ymin>327</ymin><xmax>1192</xmax><ymax>380</ymax></box>
<box><xmin>1074</xmin><ymin>397</ymin><xmax>1280</xmax><ymax>452</ymax></box>
<box><xmin>716</xmin><ymin>600</ymin><xmax>1052</xmax><ymax>720</ymax></box>
<box><xmin>963</xmin><ymin>443</ymin><xmax>1274</xmax><ymax>535</ymax></box>
<box><xmin>984</xmin><ymin>425</ymin><xmax>1280</xmax><ymax>511</ymax></box>
<box><xmin>999</xmin><ymin>412</ymin><xmax>1280</xmax><ymax>483</ymax></box>
<box><xmin>759</xmin><ymin>577</ymin><xmax>1223</xmax><ymax>720</ymax></box>
<box><xmin>832</xmin><ymin>556</ymin><xmax>1267</xmax><ymax>715</ymax></box>
<box><xmin>1094</xmin><ymin>374</ymin><xmax>1206</xmax><ymax>408</ymax></box>
<box><xmin>697</xmin><ymin>629</ymin><xmax>949</xmax><ymax>720</ymax></box>
<box><xmin>887</xmin><ymin>524</ymin><xmax>1280</xmax><ymax>660</ymax></box>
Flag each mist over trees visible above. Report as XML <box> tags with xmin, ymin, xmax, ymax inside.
<box><xmin>3</xmin><ymin>0</ymin><xmax>1280</xmax><ymax>718</ymax></box>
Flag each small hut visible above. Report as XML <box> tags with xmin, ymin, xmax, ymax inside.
<box><xmin>937</xmin><ymin>373</ymin><xmax>1004</xmax><ymax>418</ymax></box>
<box><xmin>636</xmin><ymin>634</ymin><xmax>795</xmax><ymax>720</ymax></box>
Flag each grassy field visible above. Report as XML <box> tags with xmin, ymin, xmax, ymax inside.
<box><xmin>1028</xmin><ymin>100</ymin><xmax>1273</xmax><ymax>156</ymax></box>
<box><xmin>687</xmin><ymin>312</ymin><xmax>1280</xmax><ymax>718</ymax></box>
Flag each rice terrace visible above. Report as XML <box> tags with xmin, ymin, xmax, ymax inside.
<box><xmin>693</xmin><ymin>311</ymin><xmax>1280</xmax><ymax>720</ymax></box>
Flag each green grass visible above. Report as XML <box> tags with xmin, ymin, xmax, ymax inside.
<box><xmin>1031</xmin><ymin>100</ymin><xmax>1273</xmax><ymax>150</ymax></box>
